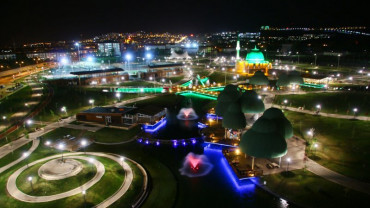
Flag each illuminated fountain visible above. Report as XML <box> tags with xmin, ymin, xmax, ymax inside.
<box><xmin>179</xmin><ymin>152</ymin><xmax>213</xmax><ymax>177</ymax></box>
<box><xmin>176</xmin><ymin>108</ymin><xmax>199</xmax><ymax>120</ymax></box>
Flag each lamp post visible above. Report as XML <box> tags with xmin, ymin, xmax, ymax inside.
<box><xmin>296</xmin><ymin>52</ymin><xmax>299</xmax><ymax>64</ymax></box>
<box><xmin>28</xmin><ymin>176</ymin><xmax>34</xmax><ymax>192</ymax></box>
<box><xmin>125</xmin><ymin>53</ymin><xmax>132</xmax><ymax>70</ymax></box>
<box><xmin>314</xmin><ymin>54</ymin><xmax>317</xmax><ymax>66</ymax></box>
<box><xmin>120</xmin><ymin>156</ymin><xmax>125</xmax><ymax>166</ymax></box>
<box><xmin>337</xmin><ymin>54</ymin><xmax>341</xmax><ymax>69</ymax></box>
<box><xmin>61</xmin><ymin>106</ymin><xmax>67</xmax><ymax>116</ymax></box>
<box><xmin>75</xmin><ymin>43</ymin><xmax>80</xmax><ymax>62</ymax></box>
<box><xmin>81</xmin><ymin>140</ymin><xmax>87</xmax><ymax>154</ymax></box>
<box><xmin>58</xmin><ymin>143</ymin><xmax>65</xmax><ymax>162</ymax></box>
<box><xmin>316</xmin><ymin>104</ymin><xmax>321</xmax><ymax>115</ymax></box>
<box><xmin>283</xmin><ymin>99</ymin><xmax>288</xmax><ymax>109</ymax></box>
<box><xmin>89</xmin><ymin>99</ymin><xmax>94</xmax><ymax>108</ymax></box>
<box><xmin>307</xmin><ymin>128</ymin><xmax>315</xmax><ymax>141</ymax></box>
<box><xmin>286</xmin><ymin>157</ymin><xmax>291</xmax><ymax>172</ymax></box>
<box><xmin>23</xmin><ymin>152</ymin><xmax>30</xmax><ymax>167</ymax></box>
<box><xmin>82</xmin><ymin>190</ymin><xmax>87</xmax><ymax>208</ymax></box>
<box><xmin>353</xmin><ymin>108</ymin><xmax>358</xmax><ymax>118</ymax></box>
<box><xmin>313</xmin><ymin>143</ymin><xmax>318</xmax><ymax>156</ymax></box>
<box><xmin>115</xmin><ymin>92</ymin><xmax>121</xmax><ymax>101</ymax></box>
<box><xmin>222</xmin><ymin>67</ymin><xmax>226</xmax><ymax>85</ymax></box>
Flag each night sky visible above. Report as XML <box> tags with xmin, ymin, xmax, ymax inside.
<box><xmin>0</xmin><ymin>0</ymin><xmax>368</xmax><ymax>46</ymax></box>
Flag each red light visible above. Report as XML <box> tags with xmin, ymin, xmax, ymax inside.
<box><xmin>190</xmin><ymin>34</ymin><xmax>194</xmax><ymax>37</ymax></box>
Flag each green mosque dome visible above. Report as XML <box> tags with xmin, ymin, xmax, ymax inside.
<box><xmin>246</xmin><ymin>46</ymin><xmax>266</xmax><ymax>64</ymax></box>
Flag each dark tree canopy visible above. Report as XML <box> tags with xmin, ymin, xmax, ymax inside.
<box><xmin>262</xmin><ymin>108</ymin><xmax>293</xmax><ymax>139</ymax></box>
<box><xmin>215</xmin><ymin>101</ymin><xmax>230</xmax><ymax>116</ymax></box>
<box><xmin>240</xmin><ymin>90</ymin><xmax>265</xmax><ymax>114</ymax></box>
<box><xmin>249</xmin><ymin>71</ymin><xmax>269</xmax><ymax>86</ymax></box>
<box><xmin>240</xmin><ymin>118</ymin><xmax>287</xmax><ymax>158</ymax></box>
<box><xmin>222</xmin><ymin>102</ymin><xmax>247</xmax><ymax>129</ymax></box>
<box><xmin>276</xmin><ymin>74</ymin><xmax>290</xmax><ymax>86</ymax></box>
<box><xmin>217</xmin><ymin>84</ymin><xmax>241</xmax><ymax>103</ymax></box>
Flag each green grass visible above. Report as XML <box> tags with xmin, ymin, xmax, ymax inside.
<box><xmin>16</xmin><ymin>159</ymin><xmax>97</xmax><ymax>196</ymax></box>
<box><xmin>0</xmin><ymin>142</ymin><xmax>32</xmax><ymax>167</ymax></box>
<box><xmin>118</xmin><ymin>81</ymin><xmax>160</xmax><ymax>87</ymax></box>
<box><xmin>34</xmin><ymin>85</ymin><xmax>137</xmax><ymax>122</ymax></box>
<box><xmin>262</xmin><ymin>169</ymin><xmax>369</xmax><ymax>208</ymax></box>
<box><xmin>42</xmin><ymin>126</ymin><xmax>141</xmax><ymax>144</ymax></box>
<box><xmin>284</xmin><ymin>111</ymin><xmax>370</xmax><ymax>182</ymax></box>
<box><xmin>275</xmin><ymin>92</ymin><xmax>370</xmax><ymax>116</ymax></box>
<box><xmin>0</xmin><ymin>85</ymin><xmax>32</xmax><ymax>118</ymax></box>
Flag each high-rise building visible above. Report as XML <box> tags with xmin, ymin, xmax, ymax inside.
<box><xmin>97</xmin><ymin>42</ymin><xmax>121</xmax><ymax>57</ymax></box>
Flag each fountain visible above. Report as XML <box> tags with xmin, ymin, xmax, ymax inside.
<box><xmin>179</xmin><ymin>152</ymin><xmax>213</xmax><ymax>177</ymax></box>
<box><xmin>177</xmin><ymin>108</ymin><xmax>199</xmax><ymax>120</ymax></box>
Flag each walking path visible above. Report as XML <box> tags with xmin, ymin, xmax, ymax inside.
<box><xmin>273</xmin><ymin>104</ymin><xmax>370</xmax><ymax>121</ymax></box>
<box><xmin>0</xmin><ymin>138</ymin><xmax>31</xmax><ymax>159</ymax></box>
<box><xmin>306</xmin><ymin>159</ymin><xmax>370</xmax><ymax>195</ymax></box>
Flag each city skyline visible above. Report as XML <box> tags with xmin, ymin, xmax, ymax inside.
<box><xmin>0</xmin><ymin>0</ymin><xmax>368</xmax><ymax>46</ymax></box>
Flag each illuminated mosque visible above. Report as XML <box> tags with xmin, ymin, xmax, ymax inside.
<box><xmin>235</xmin><ymin>39</ymin><xmax>271</xmax><ymax>76</ymax></box>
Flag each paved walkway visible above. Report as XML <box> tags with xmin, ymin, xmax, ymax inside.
<box><xmin>64</xmin><ymin>124</ymin><xmax>103</xmax><ymax>132</ymax></box>
<box><xmin>0</xmin><ymin>138</ymin><xmax>31</xmax><ymax>159</ymax></box>
<box><xmin>306</xmin><ymin>159</ymin><xmax>370</xmax><ymax>195</ymax></box>
<box><xmin>273</xmin><ymin>104</ymin><xmax>370</xmax><ymax>121</ymax></box>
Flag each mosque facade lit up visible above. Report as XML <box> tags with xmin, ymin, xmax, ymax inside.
<box><xmin>235</xmin><ymin>39</ymin><xmax>271</xmax><ymax>76</ymax></box>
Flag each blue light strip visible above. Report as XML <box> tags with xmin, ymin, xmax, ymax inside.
<box><xmin>204</xmin><ymin>146</ymin><xmax>255</xmax><ymax>192</ymax></box>
<box><xmin>143</xmin><ymin>118</ymin><xmax>167</xmax><ymax>133</ymax></box>
<box><xmin>197</xmin><ymin>122</ymin><xmax>208</xmax><ymax>129</ymax></box>
<box><xmin>204</xmin><ymin>142</ymin><xmax>237</xmax><ymax>148</ymax></box>
<box><xmin>206</xmin><ymin>113</ymin><xmax>222</xmax><ymax>120</ymax></box>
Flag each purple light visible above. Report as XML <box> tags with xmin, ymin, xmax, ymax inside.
<box><xmin>137</xmin><ymin>138</ymin><xmax>143</xmax><ymax>143</ymax></box>
<box><xmin>156</xmin><ymin>141</ymin><xmax>160</xmax><ymax>146</ymax></box>
<box><xmin>173</xmin><ymin>140</ymin><xmax>178</xmax><ymax>147</ymax></box>
<box><xmin>206</xmin><ymin>113</ymin><xmax>222</xmax><ymax>120</ymax></box>
<box><xmin>182</xmin><ymin>141</ymin><xmax>186</xmax><ymax>146</ymax></box>
<box><xmin>197</xmin><ymin>122</ymin><xmax>208</xmax><ymax>129</ymax></box>
<box><xmin>191</xmin><ymin>139</ymin><xmax>196</xmax><ymax>144</ymax></box>
<box><xmin>145</xmin><ymin>140</ymin><xmax>149</xmax><ymax>144</ymax></box>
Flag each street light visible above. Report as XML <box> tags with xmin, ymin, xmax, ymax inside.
<box><xmin>82</xmin><ymin>190</ymin><xmax>87</xmax><ymax>208</ymax></box>
<box><xmin>2</xmin><ymin>116</ymin><xmax>6</xmax><ymax>120</ymax></box>
<box><xmin>115</xmin><ymin>92</ymin><xmax>121</xmax><ymax>101</ymax></box>
<box><xmin>353</xmin><ymin>108</ymin><xmax>358</xmax><ymax>117</ymax></box>
<box><xmin>61</xmin><ymin>106</ymin><xmax>67</xmax><ymax>115</ymax></box>
<box><xmin>81</xmin><ymin>139</ymin><xmax>87</xmax><ymax>154</ymax></box>
<box><xmin>314</xmin><ymin>54</ymin><xmax>317</xmax><ymax>66</ymax></box>
<box><xmin>58</xmin><ymin>143</ymin><xmax>65</xmax><ymax>162</ymax></box>
<box><xmin>337</xmin><ymin>54</ymin><xmax>341</xmax><ymax>69</ymax></box>
<box><xmin>296</xmin><ymin>52</ymin><xmax>299</xmax><ymax>64</ymax></box>
<box><xmin>286</xmin><ymin>157</ymin><xmax>291</xmax><ymax>172</ymax></box>
<box><xmin>313</xmin><ymin>143</ymin><xmax>318</xmax><ymax>156</ymax></box>
<box><xmin>23</xmin><ymin>152</ymin><xmax>30</xmax><ymax>167</ymax></box>
<box><xmin>75</xmin><ymin>43</ymin><xmax>81</xmax><ymax>62</ymax></box>
<box><xmin>45</xmin><ymin>140</ymin><xmax>51</xmax><ymax>146</ymax></box>
<box><xmin>28</xmin><ymin>176</ymin><xmax>34</xmax><ymax>192</ymax></box>
<box><xmin>316</xmin><ymin>104</ymin><xmax>321</xmax><ymax>115</ymax></box>
<box><xmin>120</xmin><ymin>156</ymin><xmax>125</xmax><ymax>166</ymax></box>
<box><xmin>89</xmin><ymin>99</ymin><xmax>94</xmax><ymax>108</ymax></box>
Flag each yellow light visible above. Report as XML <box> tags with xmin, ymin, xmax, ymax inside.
<box><xmin>235</xmin><ymin>149</ymin><xmax>240</xmax><ymax>155</ymax></box>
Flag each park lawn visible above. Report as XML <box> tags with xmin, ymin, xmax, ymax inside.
<box><xmin>42</xmin><ymin>126</ymin><xmax>141</xmax><ymax>144</ymax></box>
<box><xmin>209</xmin><ymin>71</ymin><xmax>237</xmax><ymax>84</ymax></box>
<box><xmin>275</xmin><ymin>92</ymin><xmax>370</xmax><ymax>116</ymax></box>
<box><xmin>160</xmin><ymin>75</ymin><xmax>184</xmax><ymax>84</ymax></box>
<box><xmin>262</xmin><ymin>170</ymin><xmax>369</xmax><ymax>208</ymax></box>
<box><xmin>0</xmin><ymin>85</ymin><xmax>32</xmax><ymax>118</ymax></box>
<box><xmin>0</xmin><ymin>142</ymin><xmax>31</xmax><ymax>167</ymax></box>
<box><xmin>0</xmin><ymin>139</ymin><xmax>135</xmax><ymax>208</ymax></box>
<box><xmin>16</xmin><ymin>159</ymin><xmax>97</xmax><ymax>196</ymax></box>
<box><xmin>284</xmin><ymin>111</ymin><xmax>370</xmax><ymax>182</ymax></box>
<box><xmin>118</xmin><ymin>81</ymin><xmax>160</xmax><ymax>87</ymax></box>
<box><xmin>34</xmin><ymin>85</ymin><xmax>137</xmax><ymax>122</ymax></box>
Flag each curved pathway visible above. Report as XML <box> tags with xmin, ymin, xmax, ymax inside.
<box><xmin>7</xmin><ymin>154</ymin><xmax>105</xmax><ymax>202</ymax></box>
<box><xmin>6</xmin><ymin>152</ymin><xmax>136</xmax><ymax>207</ymax></box>
<box><xmin>0</xmin><ymin>139</ymin><xmax>40</xmax><ymax>174</ymax></box>
<box><xmin>306</xmin><ymin>159</ymin><xmax>370</xmax><ymax>195</ymax></box>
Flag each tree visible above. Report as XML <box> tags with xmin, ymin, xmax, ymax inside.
<box><xmin>288</xmin><ymin>71</ymin><xmax>304</xmax><ymax>85</ymax></box>
<box><xmin>276</xmin><ymin>74</ymin><xmax>290</xmax><ymax>87</ymax></box>
<box><xmin>240</xmin><ymin>90</ymin><xmax>265</xmax><ymax>114</ymax></box>
<box><xmin>262</xmin><ymin>107</ymin><xmax>293</xmax><ymax>139</ymax></box>
<box><xmin>240</xmin><ymin>117</ymin><xmax>287</xmax><ymax>169</ymax></box>
<box><xmin>222</xmin><ymin>102</ymin><xmax>247</xmax><ymax>130</ymax></box>
<box><xmin>249</xmin><ymin>71</ymin><xmax>269</xmax><ymax>86</ymax></box>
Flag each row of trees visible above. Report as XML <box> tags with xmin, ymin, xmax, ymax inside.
<box><xmin>215</xmin><ymin>84</ymin><xmax>293</xmax><ymax>170</ymax></box>
<box><xmin>248</xmin><ymin>70</ymin><xmax>304</xmax><ymax>87</ymax></box>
